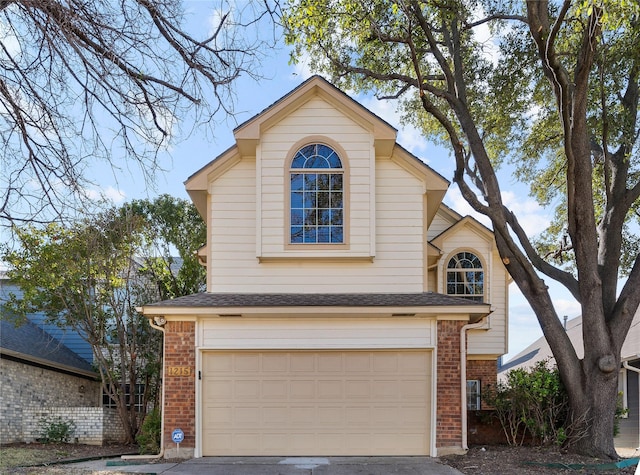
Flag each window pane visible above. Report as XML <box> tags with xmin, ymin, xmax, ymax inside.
<box><xmin>330</xmin><ymin>192</ymin><xmax>343</xmax><ymax>208</ymax></box>
<box><xmin>303</xmin><ymin>227</ymin><xmax>316</xmax><ymax>243</ymax></box>
<box><xmin>307</xmin><ymin>155</ymin><xmax>329</xmax><ymax>168</ymax></box>
<box><xmin>291</xmin><ymin>227</ymin><xmax>303</xmax><ymax>243</ymax></box>
<box><xmin>331</xmin><ymin>174</ymin><xmax>343</xmax><ymax>189</ymax></box>
<box><xmin>291</xmin><ymin>173</ymin><xmax>303</xmax><ymax>190</ymax></box>
<box><xmin>304</xmin><ymin>174</ymin><xmax>317</xmax><ymax>190</ymax></box>
<box><xmin>317</xmin><ymin>191</ymin><xmax>330</xmax><ymax>209</ymax></box>
<box><xmin>291</xmin><ymin>209</ymin><xmax>303</xmax><ymax>225</ymax></box>
<box><xmin>317</xmin><ymin>174</ymin><xmax>330</xmax><ymax>190</ymax></box>
<box><xmin>305</xmin><ymin>209</ymin><xmax>317</xmax><ymax>225</ymax></box>
<box><xmin>304</xmin><ymin>192</ymin><xmax>316</xmax><ymax>208</ymax></box>
<box><xmin>331</xmin><ymin>226</ymin><xmax>343</xmax><ymax>242</ymax></box>
<box><xmin>317</xmin><ymin>227</ymin><xmax>331</xmax><ymax>242</ymax></box>
<box><xmin>330</xmin><ymin>209</ymin><xmax>343</xmax><ymax>225</ymax></box>
<box><xmin>291</xmin><ymin>191</ymin><xmax>303</xmax><ymax>208</ymax></box>
<box><xmin>318</xmin><ymin>209</ymin><xmax>330</xmax><ymax>225</ymax></box>
<box><xmin>328</xmin><ymin>153</ymin><xmax>342</xmax><ymax>168</ymax></box>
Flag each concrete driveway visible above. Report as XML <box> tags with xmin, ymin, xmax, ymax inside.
<box><xmin>67</xmin><ymin>456</ymin><xmax>465</xmax><ymax>474</ymax></box>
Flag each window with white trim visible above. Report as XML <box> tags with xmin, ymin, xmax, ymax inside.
<box><xmin>290</xmin><ymin>144</ymin><xmax>344</xmax><ymax>244</ymax></box>
<box><xmin>447</xmin><ymin>251</ymin><xmax>484</xmax><ymax>302</ymax></box>
<box><xmin>467</xmin><ymin>379</ymin><xmax>481</xmax><ymax>410</ymax></box>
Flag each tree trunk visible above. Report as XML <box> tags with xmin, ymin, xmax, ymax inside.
<box><xmin>568</xmin><ymin>360</ymin><xmax>620</xmax><ymax>458</ymax></box>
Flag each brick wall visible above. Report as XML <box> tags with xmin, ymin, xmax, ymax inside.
<box><xmin>467</xmin><ymin>359</ymin><xmax>497</xmax><ymax>390</ymax></box>
<box><xmin>0</xmin><ymin>357</ymin><xmax>101</xmax><ymax>444</ymax></box>
<box><xmin>162</xmin><ymin>321</ymin><xmax>196</xmax><ymax>458</ymax></box>
<box><xmin>466</xmin><ymin>359</ymin><xmax>504</xmax><ymax>445</ymax></box>
<box><xmin>436</xmin><ymin>320</ymin><xmax>465</xmax><ymax>450</ymax></box>
<box><xmin>22</xmin><ymin>407</ymin><xmax>125</xmax><ymax>445</ymax></box>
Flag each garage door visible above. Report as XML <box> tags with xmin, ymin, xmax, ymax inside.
<box><xmin>201</xmin><ymin>350</ymin><xmax>432</xmax><ymax>456</ymax></box>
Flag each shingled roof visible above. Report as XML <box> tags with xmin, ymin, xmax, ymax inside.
<box><xmin>0</xmin><ymin>320</ymin><xmax>96</xmax><ymax>378</ymax></box>
<box><xmin>144</xmin><ymin>292</ymin><xmax>488</xmax><ymax>308</ymax></box>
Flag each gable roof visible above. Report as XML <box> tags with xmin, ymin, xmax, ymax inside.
<box><xmin>233</xmin><ymin>75</ymin><xmax>397</xmax><ymax>156</ymax></box>
<box><xmin>0</xmin><ymin>319</ymin><xmax>97</xmax><ymax>379</ymax></box>
<box><xmin>185</xmin><ymin>76</ymin><xmax>449</xmax><ymax>221</ymax></box>
<box><xmin>430</xmin><ymin>215</ymin><xmax>496</xmax><ymax>250</ymax></box>
<box><xmin>500</xmin><ymin>308</ymin><xmax>640</xmax><ymax>374</ymax></box>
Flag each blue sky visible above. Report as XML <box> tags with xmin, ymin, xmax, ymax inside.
<box><xmin>17</xmin><ymin>1</ymin><xmax>584</xmax><ymax>361</ymax></box>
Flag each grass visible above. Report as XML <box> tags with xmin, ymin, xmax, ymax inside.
<box><xmin>0</xmin><ymin>446</ymin><xmax>56</xmax><ymax>470</ymax></box>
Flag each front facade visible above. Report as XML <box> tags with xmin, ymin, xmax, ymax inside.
<box><xmin>142</xmin><ymin>76</ymin><xmax>509</xmax><ymax>458</ymax></box>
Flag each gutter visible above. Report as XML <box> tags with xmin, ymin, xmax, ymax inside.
<box><xmin>122</xmin><ymin>313</ymin><xmax>167</xmax><ymax>461</ymax></box>
<box><xmin>460</xmin><ymin>317</ymin><xmax>490</xmax><ymax>451</ymax></box>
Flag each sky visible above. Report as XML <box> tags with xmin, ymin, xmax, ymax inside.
<box><xmin>11</xmin><ymin>1</ymin><xmax>583</xmax><ymax>362</ymax></box>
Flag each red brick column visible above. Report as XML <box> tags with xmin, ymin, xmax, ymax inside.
<box><xmin>467</xmin><ymin>359</ymin><xmax>497</xmax><ymax>392</ymax></box>
<box><xmin>436</xmin><ymin>320</ymin><xmax>465</xmax><ymax>451</ymax></box>
<box><xmin>163</xmin><ymin>321</ymin><xmax>196</xmax><ymax>458</ymax></box>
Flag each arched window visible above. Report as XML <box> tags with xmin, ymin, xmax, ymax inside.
<box><xmin>290</xmin><ymin>144</ymin><xmax>343</xmax><ymax>244</ymax></box>
<box><xmin>446</xmin><ymin>252</ymin><xmax>484</xmax><ymax>301</ymax></box>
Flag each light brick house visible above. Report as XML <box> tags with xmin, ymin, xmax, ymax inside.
<box><xmin>141</xmin><ymin>76</ymin><xmax>510</xmax><ymax>458</ymax></box>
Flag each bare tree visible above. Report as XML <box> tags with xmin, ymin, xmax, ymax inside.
<box><xmin>0</xmin><ymin>0</ymin><xmax>276</xmax><ymax>225</ymax></box>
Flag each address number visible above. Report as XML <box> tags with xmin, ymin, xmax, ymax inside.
<box><xmin>167</xmin><ymin>366</ymin><xmax>192</xmax><ymax>377</ymax></box>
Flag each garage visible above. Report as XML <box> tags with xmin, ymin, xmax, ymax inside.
<box><xmin>201</xmin><ymin>350</ymin><xmax>432</xmax><ymax>456</ymax></box>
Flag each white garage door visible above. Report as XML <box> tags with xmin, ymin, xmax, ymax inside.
<box><xmin>201</xmin><ymin>350</ymin><xmax>432</xmax><ymax>456</ymax></box>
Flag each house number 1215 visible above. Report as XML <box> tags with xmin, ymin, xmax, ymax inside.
<box><xmin>167</xmin><ymin>366</ymin><xmax>192</xmax><ymax>377</ymax></box>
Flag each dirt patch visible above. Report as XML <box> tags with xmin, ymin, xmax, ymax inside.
<box><xmin>440</xmin><ymin>445</ymin><xmax>640</xmax><ymax>475</ymax></box>
<box><xmin>0</xmin><ymin>442</ymin><xmax>137</xmax><ymax>474</ymax></box>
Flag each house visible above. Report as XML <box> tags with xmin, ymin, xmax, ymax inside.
<box><xmin>499</xmin><ymin>309</ymin><xmax>640</xmax><ymax>452</ymax></box>
<box><xmin>0</xmin><ymin>271</ymin><xmax>127</xmax><ymax>445</ymax></box>
<box><xmin>140</xmin><ymin>76</ymin><xmax>510</xmax><ymax>458</ymax></box>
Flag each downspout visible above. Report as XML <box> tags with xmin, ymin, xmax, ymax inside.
<box><xmin>460</xmin><ymin>317</ymin><xmax>489</xmax><ymax>451</ymax></box>
<box><xmin>622</xmin><ymin>358</ymin><xmax>640</xmax><ymax>450</ymax></box>
<box><xmin>122</xmin><ymin>314</ymin><xmax>166</xmax><ymax>460</ymax></box>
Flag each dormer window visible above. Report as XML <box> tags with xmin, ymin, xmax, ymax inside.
<box><xmin>446</xmin><ymin>251</ymin><xmax>484</xmax><ymax>302</ymax></box>
<box><xmin>290</xmin><ymin>144</ymin><xmax>344</xmax><ymax>244</ymax></box>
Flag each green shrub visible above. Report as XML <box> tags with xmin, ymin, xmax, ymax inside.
<box><xmin>483</xmin><ymin>359</ymin><xmax>569</xmax><ymax>446</ymax></box>
<box><xmin>38</xmin><ymin>416</ymin><xmax>76</xmax><ymax>443</ymax></box>
<box><xmin>136</xmin><ymin>410</ymin><xmax>161</xmax><ymax>454</ymax></box>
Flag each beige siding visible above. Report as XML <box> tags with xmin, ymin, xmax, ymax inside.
<box><xmin>436</xmin><ymin>226</ymin><xmax>507</xmax><ymax>356</ymax></box>
<box><xmin>200</xmin><ymin>317</ymin><xmax>436</xmax><ymax>349</ymax></box>
<box><xmin>427</xmin><ymin>209</ymin><xmax>458</xmax><ymax>241</ymax></box>
<box><xmin>208</xmin><ymin>107</ymin><xmax>428</xmax><ymax>293</ymax></box>
<box><xmin>209</xmin><ymin>157</ymin><xmax>257</xmax><ymax>291</ymax></box>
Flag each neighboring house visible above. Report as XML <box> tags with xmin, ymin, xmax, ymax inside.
<box><xmin>0</xmin><ymin>270</ymin><xmax>94</xmax><ymax>365</ymax></box>
<box><xmin>140</xmin><ymin>76</ymin><xmax>510</xmax><ymax>458</ymax></box>
<box><xmin>0</xmin><ymin>271</ymin><xmax>127</xmax><ymax>445</ymax></box>
<box><xmin>0</xmin><ymin>319</ymin><xmax>101</xmax><ymax>444</ymax></box>
<box><xmin>500</xmin><ymin>309</ymin><xmax>640</xmax><ymax>451</ymax></box>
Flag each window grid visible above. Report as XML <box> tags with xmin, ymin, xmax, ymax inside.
<box><xmin>467</xmin><ymin>380</ymin><xmax>481</xmax><ymax>410</ymax></box>
<box><xmin>446</xmin><ymin>252</ymin><xmax>484</xmax><ymax>301</ymax></box>
<box><xmin>290</xmin><ymin>144</ymin><xmax>344</xmax><ymax>244</ymax></box>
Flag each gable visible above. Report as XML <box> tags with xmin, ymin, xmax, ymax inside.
<box><xmin>233</xmin><ymin>76</ymin><xmax>397</xmax><ymax>158</ymax></box>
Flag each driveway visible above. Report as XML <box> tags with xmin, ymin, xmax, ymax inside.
<box><xmin>68</xmin><ymin>456</ymin><xmax>464</xmax><ymax>474</ymax></box>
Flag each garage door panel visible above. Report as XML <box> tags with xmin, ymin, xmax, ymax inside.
<box><xmin>290</xmin><ymin>380</ymin><xmax>315</xmax><ymax>398</ymax></box>
<box><xmin>262</xmin><ymin>353</ymin><xmax>288</xmax><ymax>371</ymax></box>
<box><xmin>202</xmin><ymin>350</ymin><xmax>432</xmax><ymax>456</ymax></box>
<box><xmin>262</xmin><ymin>380</ymin><xmax>287</xmax><ymax>398</ymax></box>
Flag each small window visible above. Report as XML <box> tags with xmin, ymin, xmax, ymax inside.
<box><xmin>467</xmin><ymin>380</ymin><xmax>481</xmax><ymax>410</ymax></box>
<box><xmin>290</xmin><ymin>144</ymin><xmax>344</xmax><ymax>244</ymax></box>
<box><xmin>103</xmin><ymin>384</ymin><xmax>145</xmax><ymax>412</ymax></box>
<box><xmin>447</xmin><ymin>252</ymin><xmax>484</xmax><ymax>301</ymax></box>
